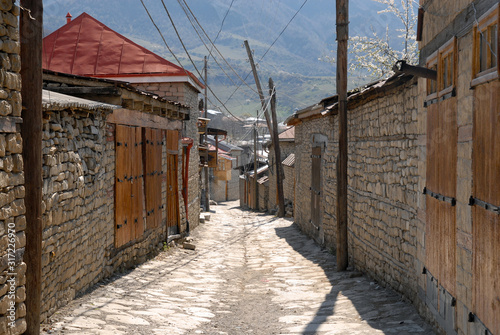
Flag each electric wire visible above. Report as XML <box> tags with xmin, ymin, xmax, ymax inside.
<box><xmin>158</xmin><ymin>0</ymin><xmax>244</xmax><ymax>122</ymax></box>
<box><xmin>211</xmin><ymin>0</ymin><xmax>236</xmax><ymax>47</ymax></box>
<box><xmin>177</xmin><ymin>0</ymin><xmax>259</xmax><ymax>96</ymax></box>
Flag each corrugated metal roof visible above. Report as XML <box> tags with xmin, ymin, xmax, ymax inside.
<box><xmin>42</xmin><ymin>89</ymin><xmax>120</xmax><ymax>111</ymax></box>
<box><xmin>279</xmin><ymin>127</ymin><xmax>295</xmax><ymax>140</ymax></box>
<box><xmin>42</xmin><ymin>13</ymin><xmax>203</xmax><ymax>88</ymax></box>
<box><xmin>257</xmin><ymin>176</ymin><xmax>269</xmax><ymax>184</ymax></box>
<box><xmin>282</xmin><ymin>153</ymin><xmax>295</xmax><ymax>167</ymax></box>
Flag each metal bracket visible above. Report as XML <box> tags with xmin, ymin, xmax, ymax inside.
<box><xmin>423</xmin><ymin>187</ymin><xmax>456</xmax><ymax>206</ymax></box>
<box><xmin>469</xmin><ymin>196</ymin><xmax>500</xmax><ymax>214</ymax></box>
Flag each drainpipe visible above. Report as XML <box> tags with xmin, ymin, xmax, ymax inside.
<box><xmin>393</xmin><ymin>60</ymin><xmax>437</xmax><ymax>80</ymax></box>
<box><xmin>182</xmin><ymin>137</ymin><xmax>194</xmax><ymax>233</ymax></box>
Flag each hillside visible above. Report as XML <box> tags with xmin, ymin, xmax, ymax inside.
<box><xmin>43</xmin><ymin>0</ymin><xmax>403</xmax><ymax>120</ymax></box>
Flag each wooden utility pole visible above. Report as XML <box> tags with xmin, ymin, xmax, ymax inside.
<box><xmin>243</xmin><ymin>40</ymin><xmax>273</xmax><ymax>144</ymax></box>
<box><xmin>269</xmin><ymin>78</ymin><xmax>285</xmax><ymax>217</ymax></box>
<box><xmin>253</xmin><ymin>119</ymin><xmax>258</xmax><ymax>210</ymax></box>
<box><xmin>336</xmin><ymin>0</ymin><xmax>349</xmax><ymax>271</ymax></box>
<box><xmin>244</xmin><ymin>40</ymin><xmax>286</xmax><ymax>215</ymax></box>
<box><xmin>20</xmin><ymin>0</ymin><xmax>43</xmax><ymax>333</ymax></box>
<box><xmin>204</xmin><ymin>56</ymin><xmax>210</xmax><ymax>212</ymax></box>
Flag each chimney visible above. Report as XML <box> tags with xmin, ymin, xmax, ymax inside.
<box><xmin>66</xmin><ymin>12</ymin><xmax>72</xmax><ymax>24</ymax></box>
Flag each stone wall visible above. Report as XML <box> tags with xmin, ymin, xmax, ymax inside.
<box><xmin>282</xmin><ymin>164</ymin><xmax>294</xmax><ymax>212</ymax></box>
<box><xmin>294</xmin><ymin>116</ymin><xmax>337</xmax><ymax>247</ymax></box>
<box><xmin>0</xmin><ymin>2</ymin><xmax>27</xmax><ymax>334</ymax></box>
<box><xmin>293</xmin><ymin>77</ymin><xmax>421</xmax><ymax>302</ymax></box>
<box><xmin>40</xmin><ymin>110</ymin><xmax>172</xmax><ymax>321</ymax></box>
<box><xmin>258</xmin><ymin>180</ymin><xmax>268</xmax><ymax>212</ymax></box>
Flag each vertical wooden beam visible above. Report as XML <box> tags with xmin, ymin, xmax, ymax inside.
<box><xmin>269</xmin><ymin>78</ymin><xmax>285</xmax><ymax>217</ymax></box>
<box><xmin>204</xmin><ymin>56</ymin><xmax>210</xmax><ymax>212</ymax></box>
<box><xmin>243</xmin><ymin>40</ymin><xmax>274</xmax><ymax>146</ymax></box>
<box><xmin>20</xmin><ymin>0</ymin><xmax>43</xmax><ymax>333</ymax></box>
<box><xmin>254</xmin><ymin>121</ymin><xmax>258</xmax><ymax>210</ymax></box>
<box><xmin>336</xmin><ymin>0</ymin><xmax>349</xmax><ymax>271</ymax></box>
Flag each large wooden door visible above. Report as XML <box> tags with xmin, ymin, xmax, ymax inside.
<box><xmin>166</xmin><ymin>130</ymin><xmax>180</xmax><ymax>234</ymax></box>
<box><xmin>115</xmin><ymin>125</ymin><xmax>144</xmax><ymax>248</ymax></box>
<box><xmin>144</xmin><ymin>128</ymin><xmax>163</xmax><ymax>229</ymax></box>
<box><xmin>472</xmin><ymin>81</ymin><xmax>500</xmax><ymax>335</ymax></box>
<box><xmin>311</xmin><ymin>146</ymin><xmax>322</xmax><ymax>233</ymax></box>
<box><xmin>425</xmin><ymin>97</ymin><xmax>457</xmax><ymax>296</ymax></box>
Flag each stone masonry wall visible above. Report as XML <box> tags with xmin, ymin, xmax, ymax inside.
<box><xmin>0</xmin><ymin>2</ymin><xmax>27</xmax><ymax>334</ymax></box>
<box><xmin>348</xmin><ymin>79</ymin><xmax>420</xmax><ymax>302</ymax></box>
<box><xmin>294</xmin><ymin>78</ymin><xmax>421</xmax><ymax>304</ymax></box>
<box><xmin>40</xmin><ymin>111</ymin><xmax>169</xmax><ymax>321</ymax></box>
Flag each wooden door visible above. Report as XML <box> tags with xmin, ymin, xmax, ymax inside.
<box><xmin>115</xmin><ymin>125</ymin><xmax>144</xmax><ymax>248</ymax></box>
<box><xmin>311</xmin><ymin>146</ymin><xmax>321</xmax><ymax>231</ymax></box>
<box><xmin>472</xmin><ymin>81</ymin><xmax>500</xmax><ymax>335</ymax></box>
<box><xmin>144</xmin><ymin>128</ymin><xmax>163</xmax><ymax>230</ymax></box>
<box><xmin>166</xmin><ymin>130</ymin><xmax>180</xmax><ymax>232</ymax></box>
<box><xmin>425</xmin><ymin>98</ymin><xmax>457</xmax><ymax>296</ymax></box>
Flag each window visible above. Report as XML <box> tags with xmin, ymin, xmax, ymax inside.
<box><xmin>426</xmin><ymin>38</ymin><xmax>456</xmax><ymax>100</ymax></box>
<box><xmin>426</xmin><ymin>54</ymin><xmax>438</xmax><ymax>98</ymax></box>
<box><xmin>472</xmin><ymin>4</ymin><xmax>499</xmax><ymax>84</ymax></box>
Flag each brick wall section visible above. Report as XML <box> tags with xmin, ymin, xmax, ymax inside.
<box><xmin>348</xmin><ymin>80</ymin><xmax>420</xmax><ymax>300</ymax></box>
<box><xmin>40</xmin><ymin>111</ymin><xmax>169</xmax><ymax>321</ymax></box>
<box><xmin>294</xmin><ymin>117</ymin><xmax>337</xmax><ymax>247</ymax></box>
<box><xmin>0</xmin><ymin>2</ymin><xmax>27</xmax><ymax>334</ymax></box>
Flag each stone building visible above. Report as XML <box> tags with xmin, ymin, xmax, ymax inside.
<box><xmin>42</xmin><ymin>12</ymin><xmax>203</xmax><ymax>230</ymax></box>
<box><xmin>417</xmin><ymin>1</ymin><xmax>499</xmax><ymax>334</ymax></box>
<box><xmin>0</xmin><ymin>2</ymin><xmax>27</xmax><ymax>334</ymax></box>
<box><xmin>206</xmin><ymin>136</ymin><xmax>243</xmax><ymax>203</ymax></box>
<box><xmin>285</xmin><ymin>1</ymin><xmax>499</xmax><ymax>334</ymax></box>
<box><xmin>267</xmin><ymin>127</ymin><xmax>295</xmax><ymax>214</ymax></box>
<box><xmin>39</xmin><ymin>79</ymin><xmax>190</xmax><ymax>320</ymax></box>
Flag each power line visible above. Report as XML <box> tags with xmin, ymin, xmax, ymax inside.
<box><xmin>158</xmin><ymin>0</ymin><xmax>244</xmax><ymax>122</ymax></box>
<box><xmin>177</xmin><ymin>0</ymin><xmax>259</xmax><ymax>96</ymax></box>
<box><xmin>212</xmin><ymin>0</ymin><xmax>236</xmax><ymax>47</ymax></box>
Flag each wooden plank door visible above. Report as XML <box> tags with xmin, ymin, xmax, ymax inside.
<box><xmin>425</xmin><ymin>98</ymin><xmax>457</xmax><ymax>296</ymax></box>
<box><xmin>166</xmin><ymin>130</ymin><xmax>179</xmax><ymax>233</ymax></box>
<box><xmin>115</xmin><ymin>125</ymin><xmax>145</xmax><ymax>247</ymax></box>
<box><xmin>144</xmin><ymin>128</ymin><xmax>162</xmax><ymax>230</ymax></box>
<box><xmin>472</xmin><ymin>81</ymin><xmax>500</xmax><ymax>335</ymax></box>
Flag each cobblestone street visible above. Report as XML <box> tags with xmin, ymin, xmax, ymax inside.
<box><xmin>41</xmin><ymin>201</ymin><xmax>435</xmax><ymax>335</ymax></box>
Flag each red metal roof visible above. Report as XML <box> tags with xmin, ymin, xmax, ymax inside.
<box><xmin>43</xmin><ymin>12</ymin><xmax>203</xmax><ymax>88</ymax></box>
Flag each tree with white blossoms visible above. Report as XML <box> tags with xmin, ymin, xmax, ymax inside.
<box><xmin>322</xmin><ymin>0</ymin><xmax>419</xmax><ymax>83</ymax></box>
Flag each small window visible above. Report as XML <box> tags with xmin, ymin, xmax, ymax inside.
<box><xmin>438</xmin><ymin>38</ymin><xmax>456</xmax><ymax>95</ymax></box>
<box><xmin>427</xmin><ymin>54</ymin><xmax>438</xmax><ymax>97</ymax></box>
<box><xmin>472</xmin><ymin>4</ymin><xmax>499</xmax><ymax>83</ymax></box>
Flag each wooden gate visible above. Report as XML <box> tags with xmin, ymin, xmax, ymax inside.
<box><xmin>472</xmin><ymin>81</ymin><xmax>499</xmax><ymax>335</ymax></box>
<box><xmin>311</xmin><ymin>146</ymin><xmax>322</xmax><ymax>233</ymax></box>
<box><xmin>144</xmin><ymin>128</ymin><xmax>163</xmax><ymax>230</ymax></box>
<box><xmin>166</xmin><ymin>130</ymin><xmax>180</xmax><ymax>233</ymax></box>
<box><xmin>115</xmin><ymin>125</ymin><xmax>144</xmax><ymax>248</ymax></box>
<box><xmin>425</xmin><ymin>97</ymin><xmax>457</xmax><ymax>296</ymax></box>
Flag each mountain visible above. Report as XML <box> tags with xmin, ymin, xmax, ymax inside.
<box><xmin>43</xmin><ymin>0</ymin><xmax>404</xmax><ymax>120</ymax></box>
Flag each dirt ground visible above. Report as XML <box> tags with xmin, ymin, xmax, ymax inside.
<box><xmin>40</xmin><ymin>201</ymin><xmax>435</xmax><ymax>334</ymax></box>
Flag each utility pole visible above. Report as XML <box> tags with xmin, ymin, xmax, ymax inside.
<box><xmin>269</xmin><ymin>78</ymin><xmax>285</xmax><ymax>217</ymax></box>
<box><xmin>20</xmin><ymin>0</ymin><xmax>43</xmax><ymax>333</ymax></box>
<box><xmin>243</xmin><ymin>40</ymin><xmax>273</xmax><ymax>145</ymax></box>
<box><xmin>336</xmin><ymin>0</ymin><xmax>349</xmax><ymax>271</ymax></box>
<box><xmin>204</xmin><ymin>56</ymin><xmax>210</xmax><ymax>212</ymax></box>
<box><xmin>253</xmin><ymin>119</ymin><xmax>258</xmax><ymax>210</ymax></box>
<box><xmin>244</xmin><ymin>40</ymin><xmax>286</xmax><ymax>215</ymax></box>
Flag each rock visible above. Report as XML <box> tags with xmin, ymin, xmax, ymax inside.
<box><xmin>182</xmin><ymin>243</ymin><xmax>196</xmax><ymax>250</ymax></box>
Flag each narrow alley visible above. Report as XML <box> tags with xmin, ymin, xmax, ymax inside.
<box><xmin>41</xmin><ymin>202</ymin><xmax>435</xmax><ymax>335</ymax></box>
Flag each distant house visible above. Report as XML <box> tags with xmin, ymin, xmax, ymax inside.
<box><xmin>42</xmin><ymin>12</ymin><xmax>203</xmax><ymax>228</ymax></box>
<box><xmin>206</xmin><ymin>136</ymin><xmax>243</xmax><ymax>202</ymax></box>
<box><xmin>40</xmin><ymin>71</ymin><xmax>192</xmax><ymax>320</ymax></box>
